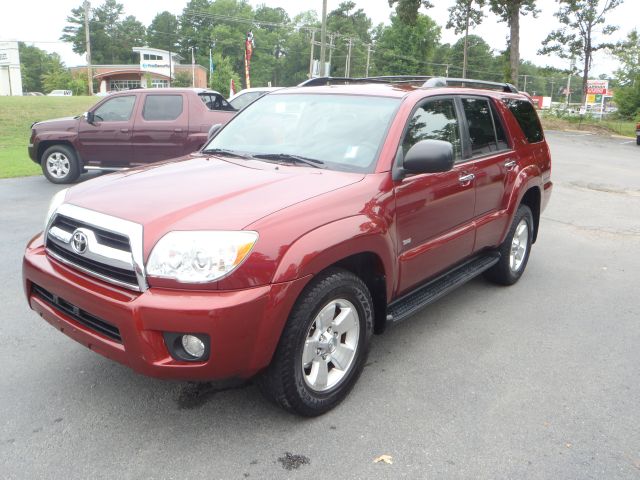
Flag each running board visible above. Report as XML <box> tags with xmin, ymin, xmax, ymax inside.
<box><xmin>386</xmin><ymin>253</ymin><xmax>500</xmax><ymax>324</ymax></box>
<box><xmin>84</xmin><ymin>166</ymin><xmax>130</xmax><ymax>172</ymax></box>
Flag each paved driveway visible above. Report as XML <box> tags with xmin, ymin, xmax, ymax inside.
<box><xmin>1</xmin><ymin>132</ymin><xmax>639</xmax><ymax>479</ymax></box>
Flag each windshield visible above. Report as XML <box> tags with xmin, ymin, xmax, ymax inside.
<box><xmin>205</xmin><ymin>93</ymin><xmax>400</xmax><ymax>173</ymax></box>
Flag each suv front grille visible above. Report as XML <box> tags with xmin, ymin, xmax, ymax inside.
<box><xmin>32</xmin><ymin>283</ymin><xmax>122</xmax><ymax>343</ymax></box>
<box><xmin>47</xmin><ymin>241</ymin><xmax>139</xmax><ymax>286</ymax></box>
<box><xmin>44</xmin><ymin>206</ymin><xmax>146</xmax><ymax>292</ymax></box>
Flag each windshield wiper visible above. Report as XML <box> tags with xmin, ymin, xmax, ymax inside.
<box><xmin>202</xmin><ymin>148</ymin><xmax>254</xmax><ymax>159</ymax></box>
<box><xmin>253</xmin><ymin>153</ymin><xmax>325</xmax><ymax>168</ymax></box>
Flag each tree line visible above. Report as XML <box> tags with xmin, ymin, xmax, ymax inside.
<box><xmin>17</xmin><ymin>0</ymin><xmax>639</xmax><ymax>118</ymax></box>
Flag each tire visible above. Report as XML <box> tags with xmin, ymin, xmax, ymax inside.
<box><xmin>41</xmin><ymin>145</ymin><xmax>80</xmax><ymax>184</ymax></box>
<box><xmin>257</xmin><ymin>268</ymin><xmax>374</xmax><ymax>416</ymax></box>
<box><xmin>484</xmin><ymin>204</ymin><xmax>534</xmax><ymax>286</ymax></box>
<box><xmin>636</xmin><ymin>135</ymin><xmax>640</xmax><ymax>146</ymax></box>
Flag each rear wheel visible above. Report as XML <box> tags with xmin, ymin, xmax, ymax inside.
<box><xmin>41</xmin><ymin>145</ymin><xmax>80</xmax><ymax>184</ymax></box>
<box><xmin>485</xmin><ymin>204</ymin><xmax>534</xmax><ymax>285</ymax></box>
<box><xmin>258</xmin><ymin>268</ymin><xmax>373</xmax><ymax>416</ymax></box>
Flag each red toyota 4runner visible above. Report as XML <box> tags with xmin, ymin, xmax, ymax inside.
<box><xmin>28</xmin><ymin>88</ymin><xmax>236</xmax><ymax>184</ymax></box>
<box><xmin>23</xmin><ymin>77</ymin><xmax>552</xmax><ymax>416</ymax></box>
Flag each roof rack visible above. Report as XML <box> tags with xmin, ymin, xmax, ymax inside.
<box><xmin>299</xmin><ymin>75</ymin><xmax>519</xmax><ymax>93</ymax></box>
<box><xmin>424</xmin><ymin>77</ymin><xmax>519</xmax><ymax>93</ymax></box>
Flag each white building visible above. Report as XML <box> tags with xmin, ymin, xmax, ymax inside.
<box><xmin>0</xmin><ymin>41</ymin><xmax>23</xmax><ymax>96</ymax></box>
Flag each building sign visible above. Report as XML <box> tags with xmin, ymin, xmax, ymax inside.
<box><xmin>586</xmin><ymin>80</ymin><xmax>608</xmax><ymax>95</ymax></box>
<box><xmin>0</xmin><ymin>41</ymin><xmax>23</xmax><ymax>95</ymax></box>
<box><xmin>132</xmin><ymin>47</ymin><xmax>180</xmax><ymax>80</ymax></box>
<box><xmin>0</xmin><ymin>52</ymin><xmax>9</xmax><ymax>65</ymax></box>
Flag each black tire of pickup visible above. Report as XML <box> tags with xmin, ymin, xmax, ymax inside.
<box><xmin>257</xmin><ymin>268</ymin><xmax>373</xmax><ymax>416</ymax></box>
<box><xmin>484</xmin><ymin>204</ymin><xmax>534</xmax><ymax>286</ymax></box>
<box><xmin>41</xmin><ymin>144</ymin><xmax>81</xmax><ymax>184</ymax></box>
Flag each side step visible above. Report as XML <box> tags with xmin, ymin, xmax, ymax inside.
<box><xmin>386</xmin><ymin>253</ymin><xmax>500</xmax><ymax>324</ymax></box>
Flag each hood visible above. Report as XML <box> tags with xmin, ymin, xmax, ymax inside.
<box><xmin>65</xmin><ymin>155</ymin><xmax>364</xmax><ymax>243</ymax></box>
<box><xmin>33</xmin><ymin>116</ymin><xmax>80</xmax><ymax>129</ymax></box>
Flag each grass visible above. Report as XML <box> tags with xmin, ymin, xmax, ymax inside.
<box><xmin>0</xmin><ymin>96</ymin><xmax>98</xmax><ymax>178</ymax></box>
<box><xmin>539</xmin><ymin>111</ymin><xmax>637</xmax><ymax>138</ymax></box>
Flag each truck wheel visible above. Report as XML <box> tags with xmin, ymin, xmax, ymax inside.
<box><xmin>41</xmin><ymin>145</ymin><xmax>80</xmax><ymax>184</ymax></box>
<box><xmin>484</xmin><ymin>204</ymin><xmax>534</xmax><ymax>286</ymax></box>
<box><xmin>258</xmin><ymin>268</ymin><xmax>373</xmax><ymax>416</ymax></box>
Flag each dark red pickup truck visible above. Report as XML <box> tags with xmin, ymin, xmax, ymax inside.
<box><xmin>28</xmin><ymin>88</ymin><xmax>236</xmax><ymax>183</ymax></box>
<box><xmin>23</xmin><ymin>77</ymin><xmax>552</xmax><ymax>416</ymax></box>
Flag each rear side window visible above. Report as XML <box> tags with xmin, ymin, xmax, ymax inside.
<box><xmin>503</xmin><ymin>99</ymin><xmax>544</xmax><ymax>143</ymax></box>
<box><xmin>461</xmin><ymin>97</ymin><xmax>507</xmax><ymax>156</ymax></box>
<box><xmin>142</xmin><ymin>95</ymin><xmax>183</xmax><ymax>121</ymax></box>
<box><xmin>403</xmin><ymin>99</ymin><xmax>462</xmax><ymax>160</ymax></box>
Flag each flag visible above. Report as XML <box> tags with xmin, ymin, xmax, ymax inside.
<box><xmin>229</xmin><ymin>78</ymin><xmax>236</xmax><ymax>97</ymax></box>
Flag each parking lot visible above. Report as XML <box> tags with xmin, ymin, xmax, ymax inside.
<box><xmin>1</xmin><ymin>131</ymin><xmax>639</xmax><ymax>479</ymax></box>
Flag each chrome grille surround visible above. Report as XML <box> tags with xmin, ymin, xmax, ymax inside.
<box><xmin>45</xmin><ymin>203</ymin><xmax>147</xmax><ymax>292</ymax></box>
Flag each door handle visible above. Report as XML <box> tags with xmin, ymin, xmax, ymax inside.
<box><xmin>174</xmin><ymin>128</ymin><xmax>183</xmax><ymax>133</ymax></box>
<box><xmin>504</xmin><ymin>159</ymin><xmax>517</xmax><ymax>170</ymax></box>
<box><xmin>458</xmin><ymin>173</ymin><xmax>475</xmax><ymax>184</ymax></box>
<box><xmin>120</xmin><ymin>128</ymin><xmax>129</xmax><ymax>133</ymax></box>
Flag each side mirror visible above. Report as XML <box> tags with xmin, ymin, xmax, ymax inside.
<box><xmin>86</xmin><ymin>111</ymin><xmax>95</xmax><ymax>124</ymax></box>
<box><xmin>403</xmin><ymin>139</ymin><xmax>454</xmax><ymax>174</ymax></box>
<box><xmin>208</xmin><ymin>123</ymin><xmax>222</xmax><ymax>139</ymax></box>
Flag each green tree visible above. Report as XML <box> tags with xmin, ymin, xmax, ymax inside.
<box><xmin>209</xmin><ymin>54</ymin><xmax>242</xmax><ymax>96</ymax></box>
<box><xmin>539</xmin><ymin>0</ymin><xmax>623</xmax><ymax>102</ymax></box>
<box><xmin>279</xmin><ymin>11</ymin><xmax>319</xmax><ymax>85</ymax></box>
<box><xmin>613</xmin><ymin>29</ymin><xmax>640</xmax><ymax>86</ymax></box>
<box><xmin>447</xmin><ymin>0</ymin><xmax>485</xmax><ymax>78</ymax></box>
<box><xmin>613</xmin><ymin>80</ymin><xmax>640</xmax><ymax>118</ymax></box>
<box><xmin>387</xmin><ymin>0</ymin><xmax>433</xmax><ymax>25</ymax></box>
<box><xmin>372</xmin><ymin>13</ymin><xmax>441</xmax><ymax>76</ymax></box>
<box><xmin>61</xmin><ymin>0</ymin><xmax>146</xmax><ymax>64</ymax></box>
<box><xmin>147</xmin><ymin>11</ymin><xmax>180</xmax><ymax>52</ymax></box>
<box><xmin>41</xmin><ymin>55</ymin><xmax>73</xmax><ymax>93</ymax></box>
<box><xmin>449</xmin><ymin>34</ymin><xmax>499</xmax><ymax>80</ymax></box>
<box><xmin>326</xmin><ymin>2</ymin><xmax>373</xmax><ymax>77</ymax></box>
<box><xmin>172</xmin><ymin>71</ymin><xmax>192</xmax><ymax>87</ymax></box>
<box><xmin>488</xmin><ymin>0</ymin><xmax>538</xmax><ymax>84</ymax></box>
<box><xmin>19</xmin><ymin>43</ymin><xmax>55</xmax><ymax>92</ymax></box>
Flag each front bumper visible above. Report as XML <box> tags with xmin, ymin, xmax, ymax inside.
<box><xmin>23</xmin><ymin>235</ymin><xmax>308</xmax><ymax>381</ymax></box>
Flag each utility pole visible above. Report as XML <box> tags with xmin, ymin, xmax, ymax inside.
<box><xmin>345</xmin><ymin>38</ymin><xmax>353</xmax><ymax>78</ymax></box>
<box><xmin>523</xmin><ymin>74</ymin><xmax>528</xmax><ymax>92</ymax></box>
<box><xmin>328</xmin><ymin>34</ymin><xmax>334</xmax><ymax>72</ymax></box>
<box><xmin>566</xmin><ymin>58</ymin><xmax>575</xmax><ymax>105</ymax></box>
<box><xmin>550</xmin><ymin>78</ymin><xmax>555</xmax><ymax>101</ymax></box>
<box><xmin>191</xmin><ymin>46</ymin><xmax>195</xmax><ymax>87</ymax></box>
<box><xmin>365</xmin><ymin>44</ymin><xmax>372</xmax><ymax>77</ymax></box>
<box><xmin>319</xmin><ymin>0</ymin><xmax>328</xmax><ymax>76</ymax></box>
<box><xmin>83</xmin><ymin>0</ymin><xmax>93</xmax><ymax>95</ymax></box>
<box><xmin>309</xmin><ymin>30</ymin><xmax>316</xmax><ymax>78</ymax></box>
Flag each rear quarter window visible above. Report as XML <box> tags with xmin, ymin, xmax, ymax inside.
<box><xmin>503</xmin><ymin>99</ymin><xmax>544</xmax><ymax>143</ymax></box>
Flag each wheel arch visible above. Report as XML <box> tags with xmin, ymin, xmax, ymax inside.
<box><xmin>38</xmin><ymin>140</ymin><xmax>79</xmax><ymax>165</ymax></box>
<box><xmin>519</xmin><ymin>186</ymin><xmax>541</xmax><ymax>243</ymax></box>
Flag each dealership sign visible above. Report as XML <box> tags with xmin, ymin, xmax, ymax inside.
<box><xmin>586</xmin><ymin>80</ymin><xmax>608</xmax><ymax>95</ymax></box>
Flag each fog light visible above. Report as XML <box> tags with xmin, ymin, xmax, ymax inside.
<box><xmin>181</xmin><ymin>334</ymin><xmax>206</xmax><ymax>359</ymax></box>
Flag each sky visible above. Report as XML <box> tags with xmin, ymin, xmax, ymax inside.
<box><xmin>0</xmin><ymin>0</ymin><xmax>637</xmax><ymax>78</ymax></box>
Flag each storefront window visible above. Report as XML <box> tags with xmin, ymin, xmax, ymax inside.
<box><xmin>109</xmin><ymin>79</ymin><xmax>141</xmax><ymax>91</ymax></box>
<box><xmin>151</xmin><ymin>79</ymin><xmax>169</xmax><ymax>88</ymax></box>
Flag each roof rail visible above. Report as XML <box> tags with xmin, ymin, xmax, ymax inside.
<box><xmin>298</xmin><ymin>75</ymin><xmax>519</xmax><ymax>93</ymax></box>
<box><xmin>423</xmin><ymin>77</ymin><xmax>519</xmax><ymax>93</ymax></box>
<box><xmin>298</xmin><ymin>77</ymin><xmax>390</xmax><ymax>87</ymax></box>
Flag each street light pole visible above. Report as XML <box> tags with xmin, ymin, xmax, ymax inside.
<box><xmin>319</xmin><ymin>0</ymin><xmax>327</xmax><ymax>76</ymax></box>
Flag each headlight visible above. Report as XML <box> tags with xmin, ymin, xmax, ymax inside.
<box><xmin>44</xmin><ymin>188</ymin><xmax>68</xmax><ymax>230</ymax></box>
<box><xmin>146</xmin><ymin>231</ymin><xmax>258</xmax><ymax>283</ymax></box>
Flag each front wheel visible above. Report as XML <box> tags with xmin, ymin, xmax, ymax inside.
<box><xmin>258</xmin><ymin>268</ymin><xmax>373</xmax><ymax>416</ymax></box>
<box><xmin>484</xmin><ymin>204</ymin><xmax>534</xmax><ymax>285</ymax></box>
<box><xmin>41</xmin><ymin>145</ymin><xmax>80</xmax><ymax>184</ymax></box>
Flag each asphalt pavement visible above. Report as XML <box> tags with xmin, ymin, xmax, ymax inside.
<box><xmin>1</xmin><ymin>132</ymin><xmax>639</xmax><ymax>479</ymax></box>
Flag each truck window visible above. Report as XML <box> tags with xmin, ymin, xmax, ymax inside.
<box><xmin>94</xmin><ymin>96</ymin><xmax>136</xmax><ymax>122</ymax></box>
<box><xmin>503</xmin><ymin>99</ymin><xmax>544</xmax><ymax>143</ymax></box>
<box><xmin>142</xmin><ymin>95</ymin><xmax>183</xmax><ymax>121</ymax></box>
<box><xmin>461</xmin><ymin>97</ymin><xmax>504</xmax><ymax>156</ymax></box>
<box><xmin>402</xmin><ymin>99</ymin><xmax>462</xmax><ymax>160</ymax></box>
<box><xmin>199</xmin><ymin>93</ymin><xmax>235</xmax><ymax>111</ymax></box>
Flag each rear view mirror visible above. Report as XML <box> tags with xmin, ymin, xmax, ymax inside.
<box><xmin>86</xmin><ymin>111</ymin><xmax>95</xmax><ymax>124</ymax></box>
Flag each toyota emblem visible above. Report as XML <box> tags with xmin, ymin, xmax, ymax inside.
<box><xmin>71</xmin><ymin>230</ymin><xmax>88</xmax><ymax>254</ymax></box>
